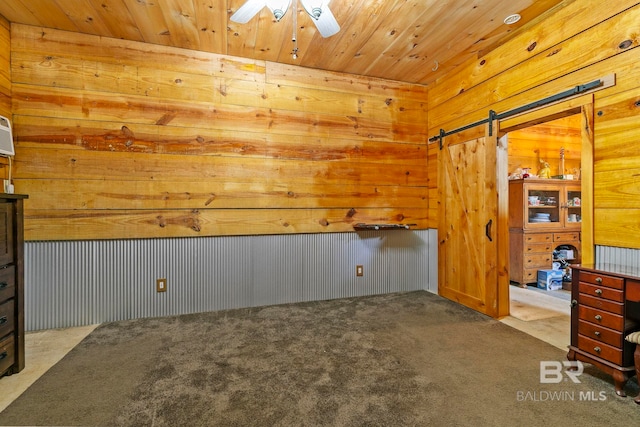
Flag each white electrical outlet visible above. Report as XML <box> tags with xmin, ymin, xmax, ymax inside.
<box><xmin>3</xmin><ymin>180</ymin><xmax>13</xmax><ymax>194</ymax></box>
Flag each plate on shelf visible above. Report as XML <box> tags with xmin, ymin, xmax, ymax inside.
<box><xmin>533</xmin><ymin>213</ymin><xmax>551</xmax><ymax>219</ymax></box>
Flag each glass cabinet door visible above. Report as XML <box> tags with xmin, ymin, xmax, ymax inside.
<box><xmin>526</xmin><ymin>187</ymin><xmax>560</xmax><ymax>226</ymax></box>
<box><xmin>565</xmin><ymin>188</ymin><xmax>581</xmax><ymax>227</ymax></box>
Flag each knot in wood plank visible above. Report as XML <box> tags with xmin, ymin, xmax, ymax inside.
<box><xmin>618</xmin><ymin>40</ymin><xmax>633</xmax><ymax>50</ymax></box>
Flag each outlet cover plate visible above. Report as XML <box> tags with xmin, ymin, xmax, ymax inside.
<box><xmin>156</xmin><ymin>278</ymin><xmax>167</xmax><ymax>292</ymax></box>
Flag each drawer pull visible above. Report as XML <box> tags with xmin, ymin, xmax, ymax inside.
<box><xmin>594</xmin><ymin>315</ymin><xmax>602</xmax><ymax>321</ymax></box>
<box><xmin>594</xmin><ymin>346</ymin><xmax>601</xmax><ymax>353</ymax></box>
<box><xmin>0</xmin><ymin>282</ymin><xmax>7</xmax><ymax>290</ymax></box>
<box><xmin>595</xmin><ymin>289</ymin><xmax>603</xmax><ymax>296</ymax></box>
<box><xmin>0</xmin><ymin>351</ymin><xmax>6</xmax><ymax>360</ymax></box>
<box><xmin>0</xmin><ymin>316</ymin><xmax>6</xmax><ymax>325</ymax></box>
<box><xmin>595</xmin><ymin>277</ymin><xmax>603</xmax><ymax>284</ymax></box>
<box><xmin>594</xmin><ymin>331</ymin><xmax>601</xmax><ymax>337</ymax></box>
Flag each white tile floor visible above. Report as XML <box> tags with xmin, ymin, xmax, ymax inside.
<box><xmin>0</xmin><ymin>286</ymin><xmax>570</xmax><ymax>412</ymax></box>
<box><xmin>501</xmin><ymin>284</ymin><xmax>571</xmax><ymax>351</ymax></box>
<box><xmin>0</xmin><ymin>324</ymin><xmax>99</xmax><ymax>412</ymax></box>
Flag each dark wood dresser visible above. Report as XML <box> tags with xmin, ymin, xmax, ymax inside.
<box><xmin>0</xmin><ymin>194</ymin><xmax>27</xmax><ymax>377</ymax></box>
<box><xmin>568</xmin><ymin>263</ymin><xmax>640</xmax><ymax>396</ymax></box>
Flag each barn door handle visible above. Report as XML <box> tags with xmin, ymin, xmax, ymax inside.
<box><xmin>485</xmin><ymin>219</ymin><xmax>493</xmax><ymax>242</ymax></box>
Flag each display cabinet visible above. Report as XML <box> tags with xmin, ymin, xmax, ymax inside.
<box><xmin>509</xmin><ymin>179</ymin><xmax>581</xmax><ymax>286</ymax></box>
<box><xmin>509</xmin><ymin>178</ymin><xmax>582</xmax><ymax>230</ymax></box>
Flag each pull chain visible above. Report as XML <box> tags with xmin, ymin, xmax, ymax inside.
<box><xmin>292</xmin><ymin>0</ymin><xmax>299</xmax><ymax>59</ymax></box>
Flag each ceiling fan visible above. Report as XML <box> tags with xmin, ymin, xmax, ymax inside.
<box><xmin>230</xmin><ymin>0</ymin><xmax>341</xmax><ymax>38</ymax></box>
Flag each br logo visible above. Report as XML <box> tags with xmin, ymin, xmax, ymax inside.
<box><xmin>540</xmin><ymin>361</ymin><xmax>583</xmax><ymax>384</ymax></box>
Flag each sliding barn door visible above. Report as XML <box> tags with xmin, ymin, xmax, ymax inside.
<box><xmin>438</xmin><ymin>121</ymin><xmax>508</xmax><ymax>318</ymax></box>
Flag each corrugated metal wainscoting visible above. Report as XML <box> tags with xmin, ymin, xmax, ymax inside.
<box><xmin>595</xmin><ymin>245</ymin><xmax>640</xmax><ymax>269</ymax></box>
<box><xmin>24</xmin><ymin>229</ymin><xmax>438</xmax><ymax>331</ymax></box>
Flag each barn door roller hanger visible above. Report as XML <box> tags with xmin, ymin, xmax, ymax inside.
<box><xmin>431</xmin><ymin>76</ymin><xmax>613</xmax><ymax>150</ymax></box>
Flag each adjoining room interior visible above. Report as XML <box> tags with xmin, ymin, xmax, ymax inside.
<box><xmin>506</xmin><ymin>115</ymin><xmax>581</xmax><ymax>326</ymax></box>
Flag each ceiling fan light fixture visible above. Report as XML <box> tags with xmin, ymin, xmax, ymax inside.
<box><xmin>309</xmin><ymin>7</ymin><xmax>322</xmax><ymax>19</ymax></box>
<box><xmin>301</xmin><ymin>0</ymin><xmax>324</xmax><ymax>19</ymax></box>
<box><xmin>300</xmin><ymin>0</ymin><xmax>339</xmax><ymax>37</ymax></box>
<box><xmin>266</xmin><ymin>0</ymin><xmax>292</xmax><ymax>21</ymax></box>
<box><xmin>503</xmin><ymin>13</ymin><xmax>521</xmax><ymax>25</ymax></box>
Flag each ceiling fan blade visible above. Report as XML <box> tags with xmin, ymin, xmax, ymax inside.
<box><xmin>313</xmin><ymin>6</ymin><xmax>340</xmax><ymax>37</ymax></box>
<box><xmin>300</xmin><ymin>1</ymin><xmax>340</xmax><ymax>37</ymax></box>
<box><xmin>230</xmin><ymin>0</ymin><xmax>267</xmax><ymax>24</ymax></box>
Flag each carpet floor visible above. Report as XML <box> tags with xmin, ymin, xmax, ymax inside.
<box><xmin>0</xmin><ymin>291</ymin><xmax>638</xmax><ymax>426</ymax></box>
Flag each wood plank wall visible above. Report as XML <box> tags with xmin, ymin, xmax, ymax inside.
<box><xmin>0</xmin><ymin>16</ymin><xmax>10</xmax><ymax>178</ymax></box>
<box><xmin>428</xmin><ymin>0</ymin><xmax>640</xmax><ymax>249</ymax></box>
<box><xmin>0</xmin><ymin>16</ymin><xmax>9</xmax><ymax>118</ymax></box>
<box><xmin>9</xmin><ymin>24</ymin><xmax>429</xmax><ymax>241</ymax></box>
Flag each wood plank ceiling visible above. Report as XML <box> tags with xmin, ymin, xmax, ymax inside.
<box><xmin>0</xmin><ymin>0</ymin><xmax>564</xmax><ymax>85</ymax></box>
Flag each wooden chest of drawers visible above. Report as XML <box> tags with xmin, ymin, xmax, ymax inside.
<box><xmin>568</xmin><ymin>265</ymin><xmax>640</xmax><ymax>397</ymax></box>
<box><xmin>509</xmin><ymin>231</ymin><xmax>580</xmax><ymax>286</ymax></box>
<box><xmin>0</xmin><ymin>195</ymin><xmax>27</xmax><ymax>378</ymax></box>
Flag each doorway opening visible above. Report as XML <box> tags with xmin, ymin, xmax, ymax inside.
<box><xmin>502</xmin><ymin>112</ymin><xmax>584</xmax><ymax>349</ymax></box>
<box><xmin>507</xmin><ymin>114</ymin><xmax>582</xmax><ymax>294</ymax></box>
